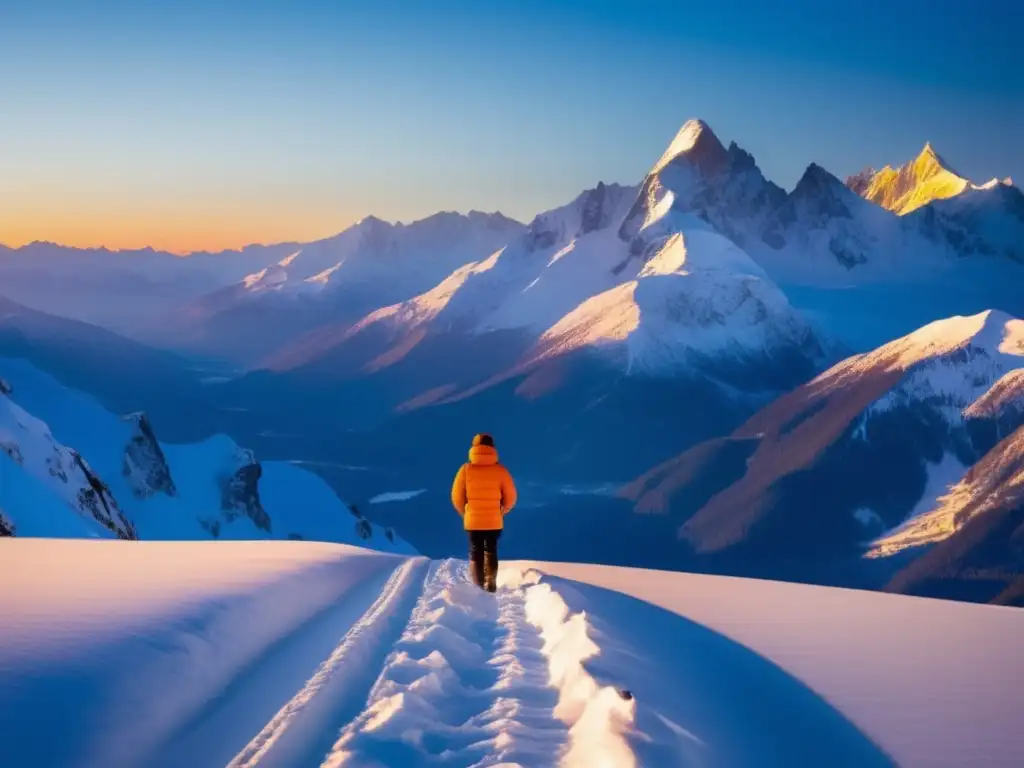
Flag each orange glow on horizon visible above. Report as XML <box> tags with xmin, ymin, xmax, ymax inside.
<box><xmin>0</xmin><ymin>206</ymin><xmax>360</xmax><ymax>255</ymax></box>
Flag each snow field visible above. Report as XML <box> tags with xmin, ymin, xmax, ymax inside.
<box><xmin>3</xmin><ymin>541</ymin><xmax>1021</xmax><ymax>767</ymax></box>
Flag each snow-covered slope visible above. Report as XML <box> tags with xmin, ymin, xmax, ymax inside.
<box><xmin>273</xmin><ymin>121</ymin><xmax>825</xmax><ymax>389</ymax></box>
<box><xmin>623</xmin><ymin>310</ymin><xmax>1024</xmax><ymax>601</ymax></box>
<box><xmin>1</xmin><ymin>376</ymin><xmax>138</xmax><ymax>540</ymax></box>
<box><xmin>0</xmin><ymin>358</ymin><xmax>411</xmax><ymax>552</ymax></box>
<box><xmin>1</xmin><ymin>539</ymin><xmax>1021</xmax><ymax>767</ymax></box>
<box><xmin>150</xmin><ymin>211</ymin><xmax>525</xmax><ymax>364</ymax></box>
<box><xmin>873</xmin><ymin>422</ymin><xmax>1024</xmax><ymax>604</ymax></box>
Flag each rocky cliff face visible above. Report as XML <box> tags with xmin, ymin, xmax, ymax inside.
<box><xmin>122</xmin><ymin>412</ymin><xmax>177</xmax><ymax>499</ymax></box>
<box><xmin>220</xmin><ymin>448</ymin><xmax>271</xmax><ymax>533</ymax></box>
<box><xmin>71</xmin><ymin>450</ymin><xmax>139</xmax><ymax>540</ymax></box>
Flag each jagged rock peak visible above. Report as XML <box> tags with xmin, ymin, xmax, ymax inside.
<box><xmin>794</xmin><ymin>163</ymin><xmax>847</xmax><ymax>195</ymax></box>
<box><xmin>220</xmin><ymin>448</ymin><xmax>271</xmax><ymax>533</ymax></box>
<box><xmin>122</xmin><ymin>412</ymin><xmax>177</xmax><ymax>499</ymax></box>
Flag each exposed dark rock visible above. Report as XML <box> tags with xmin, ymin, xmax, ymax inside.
<box><xmin>0</xmin><ymin>377</ymin><xmax>12</xmax><ymax>396</ymax></box>
<box><xmin>844</xmin><ymin>167</ymin><xmax>876</xmax><ymax>196</ymax></box>
<box><xmin>1</xmin><ymin>440</ymin><xmax>24</xmax><ymax>465</ymax></box>
<box><xmin>577</xmin><ymin>182</ymin><xmax>610</xmax><ymax>236</ymax></box>
<box><xmin>524</xmin><ymin>214</ymin><xmax>562</xmax><ymax>251</ymax></box>
<box><xmin>0</xmin><ymin>509</ymin><xmax>14</xmax><ymax>537</ymax></box>
<box><xmin>72</xmin><ymin>451</ymin><xmax>138</xmax><ymax>540</ymax></box>
<box><xmin>355</xmin><ymin>518</ymin><xmax>373</xmax><ymax>540</ymax></box>
<box><xmin>122</xmin><ymin>412</ymin><xmax>177</xmax><ymax>499</ymax></box>
<box><xmin>220</xmin><ymin>451</ymin><xmax>272</xmax><ymax>533</ymax></box>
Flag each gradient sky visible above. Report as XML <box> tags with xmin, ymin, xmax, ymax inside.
<box><xmin>1</xmin><ymin>0</ymin><xmax>1020</xmax><ymax>253</ymax></box>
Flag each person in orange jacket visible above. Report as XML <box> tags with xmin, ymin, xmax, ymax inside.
<box><xmin>451</xmin><ymin>433</ymin><xmax>518</xmax><ymax>592</ymax></box>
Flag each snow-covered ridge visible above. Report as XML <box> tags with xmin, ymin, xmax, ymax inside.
<box><xmin>287</xmin><ymin>123</ymin><xmax>825</xmax><ymax>382</ymax></box>
<box><xmin>235</xmin><ymin>210</ymin><xmax>526</xmax><ymax>297</ymax></box>
<box><xmin>861</xmin><ymin>310</ymin><xmax>1024</xmax><ymax>426</ymax></box>
<box><xmin>0</xmin><ymin>358</ymin><xmax>411</xmax><ymax>551</ymax></box>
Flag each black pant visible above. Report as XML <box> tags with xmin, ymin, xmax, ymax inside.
<box><xmin>468</xmin><ymin>530</ymin><xmax>501</xmax><ymax>586</ymax></box>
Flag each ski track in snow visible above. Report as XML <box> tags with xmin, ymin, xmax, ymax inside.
<box><xmin>225</xmin><ymin>559</ymin><xmax>611</xmax><ymax>768</ymax></box>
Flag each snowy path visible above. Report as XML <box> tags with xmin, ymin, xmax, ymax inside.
<box><xmin>227</xmin><ymin>559</ymin><xmax>573</xmax><ymax>768</ymax></box>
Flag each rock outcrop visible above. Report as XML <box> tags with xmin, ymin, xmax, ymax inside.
<box><xmin>121</xmin><ymin>412</ymin><xmax>177</xmax><ymax>499</ymax></box>
<box><xmin>0</xmin><ymin>508</ymin><xmax>14</xmax><ymax>536</ymax></box>
<box><xmin>220</xmin><ymin>448</ymin><xmax>271</xmax><ymax>533</ymax></box>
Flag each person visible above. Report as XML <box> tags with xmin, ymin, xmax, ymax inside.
<box><xmin>450</xmin><ymin>433</ymin><xmax>517</xmax><ymax>592</ymax></box>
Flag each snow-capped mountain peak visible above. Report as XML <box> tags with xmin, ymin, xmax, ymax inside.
<box><xmin>652</xmin><ymin>118</ymin><xmax>730</xmax><ymax>178</ymax></box>
<box><xmin>846</xmin><ymin>142</ymin><xmax>970</xmax><ymax>215</ymax></box>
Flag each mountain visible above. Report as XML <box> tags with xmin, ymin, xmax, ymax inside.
<box><xmin>220</xmin><ymin>122</ymin><xmax>830</xmax><ymax>521</ymax></box>
<box><xmin>0</xmin><ymin>293</ymin><xmax>211</xmax><ymax>416</ymax></box>
<box><xmin>847</xmin><ymin>144</ymin><xmax>1024</xmax><ymax>265</ymax></box>
<box><xmin>1</xmin><ymin>373</ymin><xmax>138</xmax><ymax>540</ymax></box>
<box><xmin>846</xmin><ymin>143</ymin><xmax>971</xmax><ymax>214</ymax></box>
<box><xmin>271</xmin><ymin>121</ymin><xmax>826</xmax><ymax>389</ymax></box>
<box><xmin>0</xmin><ymin>240</ymin><xmax>294</xmax><ymax>334</ymax></box>
<box><xmin>622</xmin><ymin>310</ymin><xmax>1024</xmax><ymax>601</ymax></box>
<box><xmin>877</xmin><ymin>423</ymin><xmax>1024</xmax><ymax>605</ymax></box>
<box><xmin>145</xmin><ymin>211</ymin><xmax>525</xmax><ymax>365</ymax></box>
<box><xmin>0</xmin><ymin>358</ymin><xmax>412</xmax><ymax>551</ymax></box>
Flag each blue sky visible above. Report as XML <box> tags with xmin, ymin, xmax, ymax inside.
<box><xmin>0</xmin><ymin>0</ymin><xmax>1019</xmax><ymax>252</ymax></box>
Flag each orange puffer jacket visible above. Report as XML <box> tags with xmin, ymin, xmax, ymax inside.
<box><xmin>451</xmin><ymin>444</ymin><xmax>518</xmax><ymax>531</ymax></box>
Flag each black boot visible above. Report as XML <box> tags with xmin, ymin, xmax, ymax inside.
<box><xmin>483</xmin><ymin>551</ymin><xmax>498</xmax><ymax>593</ymax></box>
<box><xmin>469</xmin><ymin>552</ymin><xmax>485</xmax><ymax>588</ymax></box>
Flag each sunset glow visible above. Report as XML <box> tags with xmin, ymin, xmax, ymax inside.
<box><xmin>1</xmin><ymin>0</ymin><xmax>1019</xmax><ymax>254</ymax></box>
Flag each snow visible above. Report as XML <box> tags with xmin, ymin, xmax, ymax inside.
<box><xmin>854</xmin><ymin>143</ymin><xmax>971</xmax><ymax>215</ymax></box>
<box><xmin>525</xmin><ymin>560</ymin><xmax>1024</xmax><ymax>768</ymax></box>
<box><xmin>869</xmin><ymin>427</ymin><xmax>1024</xmax><ymax>558</ymax></box>
<box><xmin>862</xmin><ymin>310</ymin><xmax>1024</xmax><ymax>425</ymax></box>
<box><xmin>232</xmin><ymin>212</ymin><xmax>524</xmax><ymax>303</ymax></box>
<box><xmin>865</xmin><ymin>453</ymin><xmax>968</xmax><ymax>556</ymax></box>
<box><xmin>0</xmin><ymin>388</ymin><xmax>135</xmax><ymax>539</ymax></box>
<box><xmin>528</xmin><ymin>229</ymin><xmax>814</xmax><ymax>372</ymax></box>
<box><xmin>332</xmin><ymin>165</ymin><xmax>817</xmax><ymax>378</ymax></box>
<box><xmin>2</xmin><ymin>539</ymin><xmax>1020</xmax><ymax>768</ymax></box>
<box><xmin>369</xmin><ymin>489</ymin><xmax>428</xmax><ymax>504</ymax></box>
<box><xmin>0</xmin><ymin>358</ymin><xmax>411</xmax><ymax>551</ymax></box>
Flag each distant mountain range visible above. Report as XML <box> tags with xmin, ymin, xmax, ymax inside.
<box><xmin>1</xmin><ymin>118</ymin><xmax>1021</xmax><ymax>605</ymax></box>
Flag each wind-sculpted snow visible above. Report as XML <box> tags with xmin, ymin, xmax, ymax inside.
<box><xmin>7</xmin><ymin>540</ymin><xmax>1019</xmax><ymax>767</ymax></box>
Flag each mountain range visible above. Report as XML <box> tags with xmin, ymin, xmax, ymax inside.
<box><xmin>1</xmin><ymin>117</ymin><xmax>1021</xmax><ymax>605</ymax></box>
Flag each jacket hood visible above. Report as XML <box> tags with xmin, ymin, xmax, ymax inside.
<box><xmin>468</xmin><ymin>444</ymin><xmax>499</xmax><ymax>466</ymax></box>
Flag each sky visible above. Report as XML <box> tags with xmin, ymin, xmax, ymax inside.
<box><xmin>0</xmin><ymin>0</ymin><xmax>1020</xmax><ymax>253</ymax></box>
